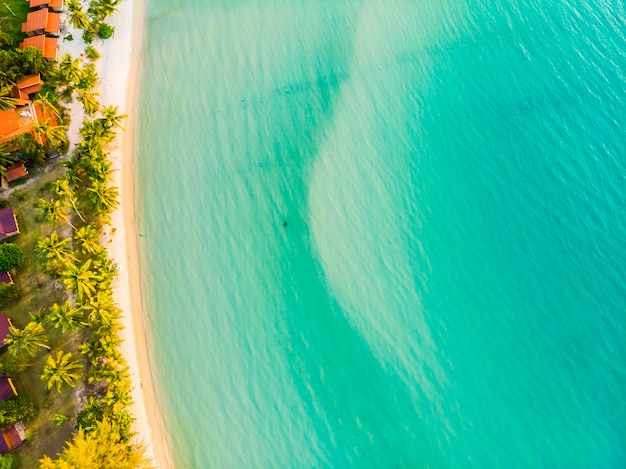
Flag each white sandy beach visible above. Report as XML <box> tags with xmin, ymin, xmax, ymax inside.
<box><xmin>59</xmin><ymin>1</ymin><xmax>171</xmax><ymax>467</ymax></box>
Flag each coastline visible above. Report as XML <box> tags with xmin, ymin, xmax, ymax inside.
<box><xmin>95</xmin><ymin>0</ymin><xmax>171</xmax><ymax>468</ymax></box>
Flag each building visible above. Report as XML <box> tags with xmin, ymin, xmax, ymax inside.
<box><xmin>12</xmin><ymin>74</ymin><xmax>42</xmax><ymax>100</ymax></box>
<box><xmin>5</xmin><ymin>162</ymin><xmax>28</xmax><ymax>184</ymax></box>
<box><xmin>0</xmin><ymin>272</ymin><xmax>13</xmax><ymax>285</ymax></box>
<box><xmin>0</xmin><ymin>377</ymin><xmax>17</xmax><ymax>402</ymax></box>
<box><xmin>19</xmin><ymin>34</ymin><xmax>58</xmax><ymax>60</ymax></box>
<box><xmin>0</xmin><ymin>209</ymin><xmax>19</xmax><ymax>240</ymax></box>
<box><xmin>28</xmin><ymin>0</ymin><xmax>64</xmax><ymax>13</ymax></box>
<box><xmin>0</xmin><ymin>314</ymin><xmax>11</xmax><ymax>348</ymax></box>
<box><xmin>0</xmin><ymin>422</ymin><xmax>26</xmax><ymax>454</ymax></box>
<box><xmin>21</xmin><ymin>9</ymin><xmax>61</xmax><ymax>37</ymax></box>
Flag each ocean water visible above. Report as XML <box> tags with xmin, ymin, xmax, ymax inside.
<box><xmin>135</xmin><ymin>1</ymin><xmax>626</xmax><ymax>467</ymax></box>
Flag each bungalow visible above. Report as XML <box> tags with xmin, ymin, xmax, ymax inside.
<box><xmin>0</xmin><ymin>422</ymin><xmax>26</xmax><ymax>454</ymax></box>
<box><xmin>21</xmin><ymin>9</ymin><xmax>61</xmax><ymax>37</ymax></box>
<box><xmin>0</xmin><ymin>100</ymin><xmax>37</xmax><ymax>145</ymax></box>
<box><xmin>0</xmin><ymin>272</ymin><xmax>13</xmax><ymax>285</ymax></box>
<box><xmin>20</xmin><ymin>34</ymin><xmax>58</xmax><ymax>61</ymax></box>
<box><xmin>11</xmin><ymin>74</ymin><xmax>42</xmax><ymax>100</ymax></box>
<box><xmin>0</xmin><ymin>377</ymin><xmax>17</xmax><ymax>402</ymax></box>
<box><xmin>28</xmin><ymin>0</ymin><xmax>64</xmax><ymax>13</ymax></box>
<box><xmin>0</xmin><ymin>314</ymin><xmax>11</xmax><ymax>348</ymax></box>
<box><xmin>0</xmin><ymin>209</ymin><xmax>19</xmax><ymax>240</ymax></box>
<box><xmin>5</xmin><ymin>162</ymin><xmax>28</xmax><ymax>184</ymax></box>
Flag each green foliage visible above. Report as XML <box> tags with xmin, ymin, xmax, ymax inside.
<box><xmin>84</xmin><ymin>45</ymin><xmax>100</xmax><ymax>61</ymax></box>
<box><xmin>0</xmin><ymin>453</ymin><xmax>17</xmax><ymax>469</ymax></box>
<box><xmin>12</xmin><ymin>189</ymin><xmax>26</xmax><ymax>201</ymax></box>
<box><xmin>0</xmin><ymin>394</ymin><xmax>37</xmax><ymax>426</ymax></box>
<box><xmin>65</xmin><ymin>34</ymin><xmax>74</xmax><ymax>41</ymax></box>
<box><xmin>0</xmin><ymin>48</ymin><xmax>54</xmax><ymax>87</ymax></box>
<box><xmin>0</xmin><ymin>283</ymin><xmax>22</xmax><ymax>307</ymax></box>
<box><xmin>97</xmin><ymin>23</ymin><xmax>115</xmax><ymax>40</ymax></box>
<box><xmin>38</xmin><ymin>419</ymin><xmax>153</xmax><ymax>469</ymax></box>
<box><xmin>13</xmin><ymin>134</ymin><xmax>48</xmax><ymax>165</ymax></box>
<box><xmin>52</xmin><ymin>413</ymin><xmax>69</xmax><ymax>426</ymax></box>
<box><xmin>0</xmin><ymin>243</ymin><xmax>25</xmax><ymax>271</ymax></box>
<box><xmin>82</xmin><ymin>30</ymin><xmax>94</xmax><ymax>44</ymax></box>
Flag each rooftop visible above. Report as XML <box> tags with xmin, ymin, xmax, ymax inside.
<box><xmin>6</xmin><ymin>162</ymin><xmax>27</xmax><ymax>183</ymax></box>
<box><xmin>0</xmin><ymin>208</ymin><xmax>19</xmax><ymax>239</ymax></box>
<box><xmin>21</xmin><ymin>9</ymin><xmax>61</xmax><ymax>34</ymax></box>
<box><xmin>20</xmin><ymin>35</ymin><xmax>58</xmax><ymax>60</ymax></box>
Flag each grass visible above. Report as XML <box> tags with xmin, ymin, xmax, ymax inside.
<box><xmin>0</xmin><ymin>162</ymin><xmax>86</xmax><ymax>468</ymax></box>
<box><xmin>0</xmin><ymin>0</ymin><xmax>29</xmax><ymax>47</ymax></box>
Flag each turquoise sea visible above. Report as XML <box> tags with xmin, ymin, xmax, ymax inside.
<box><xmin>135</xmin><ymin>1</ymin><xmax>626</xmax><ymax>467</ymax></box>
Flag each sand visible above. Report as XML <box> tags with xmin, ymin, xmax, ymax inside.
<box><xmin>57</xmin><ymin>0</ymin><xmax>172</xmax><ymax>467</ymax></box>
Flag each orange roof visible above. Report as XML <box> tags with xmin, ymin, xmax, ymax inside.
<box><xmin>6</xmin><ymin>162</ymin><xmax>27</xmax><ymax>183</ymax></box>
<box><xmin>0</xmin><ymin>101</ymin><xmax>37</xmax><ymax>144</ymax></box>
<box><xmin>30</xmin><ymin>0</ymin><xmax>63</xmax><ymax>7</ymax></box>
<box><xmin>21</xmin><ymin>9</ymin><xmax>60</xmax><ymax>34</ymax></box>
<box><xmin>13</xmin><ymin>74</ymin><xmax>42</xmax><ymax>99</ymax></box>
<box><xmin>20</xmin><ymin>35</ymin><xmax>57</xmax><ymax>60</ymax></box>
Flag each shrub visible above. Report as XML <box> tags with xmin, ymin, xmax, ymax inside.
<box><xmin>0</xmin><ymin>284</ymin><xmax>22</xmax><ymax>306</ymax></box>
<box><xmin>53</xmin><ymin>413</ymin><xmax>70</xmax><ymax>425</ymax></box>
<box><xmin>0</xmin><ymin>454</ymin><xmax>17</xmax><ymax>469</ymax></box>
<box><xmin>0</xmin><ymin>394</ymin><xmax>37</xmax><ymax>426</ymax></box>
<box><xmin>0</xmin><ymin>244</ymin><xmax>25</xmax><ymax>272</ymax></box>
<box><xmin>97</xmin><ymin>23</ymin><xmax>114</xmax><ymax>40</ymax></box>
<box><xmin>84</xmin><ymin>45</ymin><xmax>100</xmax><ymax>61</ymax></box>
<box><xmin>11</xmin><ymin>189</ymin><xmax>26</xmax><ymax>201</ymax></box>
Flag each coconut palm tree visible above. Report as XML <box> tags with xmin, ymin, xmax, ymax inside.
<box><xmin>56</xmin><ymin>54</ymin><xmax>84</xmax><ymax>86</ymax></box>
<box><xmin>77</xmin><ymin>89</ymin><xmax>100</xmax><ymax>116</ymax></box>
<box><xmin>99</xmin><ymin>105</ymin><xmax>126</xmax><ymax>130</ymax></box>
<box><xmin>36</xmin><ymin>230</ymin><xmax>75</xmax><ymax>264</ymax></box>
<box><xmin>74</xmin><ymin>224</ymin><xmax>101</xmax><ymax>254</ymax></box>
<box><xmin>33</xmin><ymin>92</ymin><xmax>61</xmax><ymax>120</ymax></box>
<box><xmin>62</xmin><ymin>259</ymin><xmax>100</xmax><ymax>300</ymax></box>
<box><xmin>80</xmin><ymin>119</ymin><xmax>115</xmax><ymax>144</ymax></box>
<box><xmin>40</xmin><ymin>351</ymin><xmax>82</xmax><ymax>392</ymax></box>
<box><xmin>66</xmin><ymin>1</ymin><xmax>91</xmax><ymax>31</ymax></box>
<box><xmin>5</xmin><ymin>322</ymin><xmax>50</xmax><ymax>357</ymax></box>
<box><xmin>36</xmin><ymin>197</ymin><xmax>74</xmax><ymax>228</ymax></box>
<box><xmin>87</xmin><ymin>180</ymin><xmax>119</xmax><ymax>215</ymax></box>
<box><xmin>33</xmin><ymin>119</ymin><xmax>68</xmax><ymax>149</ymax></box>
<box><xmin>46</xmin><ymin>301</ymin><xmax>87</xmax><ymax>333</ymax></box>
<box><xmin>51</xmin><ymin>177</ymin><xmax>86</xmax><ymax>223</ymax></box>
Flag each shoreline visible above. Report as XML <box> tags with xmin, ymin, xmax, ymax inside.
<box><xmin>95</xmin><ymin>0</ymin><xmax>172</xmax><ymax>468</ymax></box>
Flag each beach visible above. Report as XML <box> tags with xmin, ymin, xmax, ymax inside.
<box><xmin>90</xmin><ymin>0</ymin><xmax>170</xmax><ymax>467</ymax></box>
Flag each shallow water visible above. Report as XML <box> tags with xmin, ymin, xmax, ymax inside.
<box><xmin>136</xmin><ymin>1</ymin><xmax>626</xmax><ymax>467</ymax></box>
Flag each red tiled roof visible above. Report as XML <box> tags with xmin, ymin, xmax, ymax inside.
<box><xmin>5</xmin><ymin>162</ymin><xmax>27</xmax><ymax>183</ymax></box>
<box><xmin>0</xmin><ymin>208</ymin><xmax>19</xmax><ymax>239</ymax></box>
<box><xmin>21</xmin><ymin>9</ymin><xmax>60</xmax><ymax>34</ymax></box>
<box><xmin>20</xmin><ymin>35</ymin><xmax>57</xmax><ymax>60</ymax></box>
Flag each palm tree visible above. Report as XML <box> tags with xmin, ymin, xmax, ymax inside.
<box><xmin>79</xmin><ymin>119</ymin><xmax>115</xmax><ymax>144</ymax></box>
<box><xmin>74</xmin><ymin>224</ymin><xmax>101</xmax><ymax>254</ymax></box>
<box><xmin>99</xmin><ymin>105</ymin><xmax>126</xmax><ymax>130</ymax></box>
<box><xmin>33</xmin><ymin>92</ymin><xmax>61</xmax><ymax>120</ymax></box>
<box><xmin>67</xmin><ymin>1</ymin><xmax>91</xmax><ymax>31</ymax></box>
<box><xmin>77</xmin><ymin>89</ymin><xmax>100</xmax><ymax>116</ymax></box>
<box><xmin>0</xmin><ymin>84</ymin><xmax>19</xmax><ymax>111</ymax></box>
<box><xmin>46</xmin><ymin>301</ymin><xmax>87</xmax><ymax>333</ymax></box>
<box><xmin>5</xmin><ymin>322</ymin><xmax>50</xmax><ymax>357</ymax></box>
<box><xmin>40</xmin><ymin>351</ymin><xmax>82</xmax><ymax>392</ymax></box>
<box><xmin>56</xmin><ymin>54</ymin><xmax>84</xmax><ymax>86</ymax></box>
<box><xmin>62</xmin><ymin>259</ymin><xmax>100</xmax><ymax>300</ymax></box>
<box><xmin>51</xmin><ymin>177</ymin><xmax>86</xmax><ymax>223</ymax></box>
<box><xmin>83</xmin><ymin>291</ymin><xmax>119</xmax><ymax>329</ymax></box>
<box><xmin>36</xmin><ymin>230</ymin><xmax>75</xmax><ymax>264</ymax></box>
<box><xmin>33</xmin><ymin>119</ymin><xmax>68</xmax><ymax>148</ymax></box>
<box><xmin>36</xmin><ymin>197</ymin><xmax>74</xmax><ymax>228</ymax></box>
<box><xmin>87</xmin><ymin>180</ymin><xmax>119</xmax><ymax>215</ymax></box>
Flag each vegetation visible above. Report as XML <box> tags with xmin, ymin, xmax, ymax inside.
<box><xmin>0</xmin><ymin>394</ymin><xmax>37</xmax><ymax>426</ymax></box>
<box><xmin>0</xmin><ymin>243</ymin><xmax>25</xmax><ymax>272</ymax></box>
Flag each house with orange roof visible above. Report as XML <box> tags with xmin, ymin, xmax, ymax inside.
<box><xmin>21</xmin><ymin>9</ymin><xmax>61</xmax><ymax>37</ymax></box>
<box><xmin>6</xmin><ymin>162</ymin><xmax>28</xmax><ymax>184</ymax></box>
<box><xmin>29</xmin><ymin>0</ymin><xmax>63</xmax><ymax>13</ymax></box>
<box><xmin>0</xmin><ymin>100</ymin><xmax>38</xmax><ymax>145</ymax></box>
<box><xmin>20</xmin><ymin>34</ymin><xmax>58</xmax><ymax>60</ymax></box>
<box><xmin>11</xmin><ymin>74</ymin><xmax>42</xmax><ymax>100</ymax></box>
